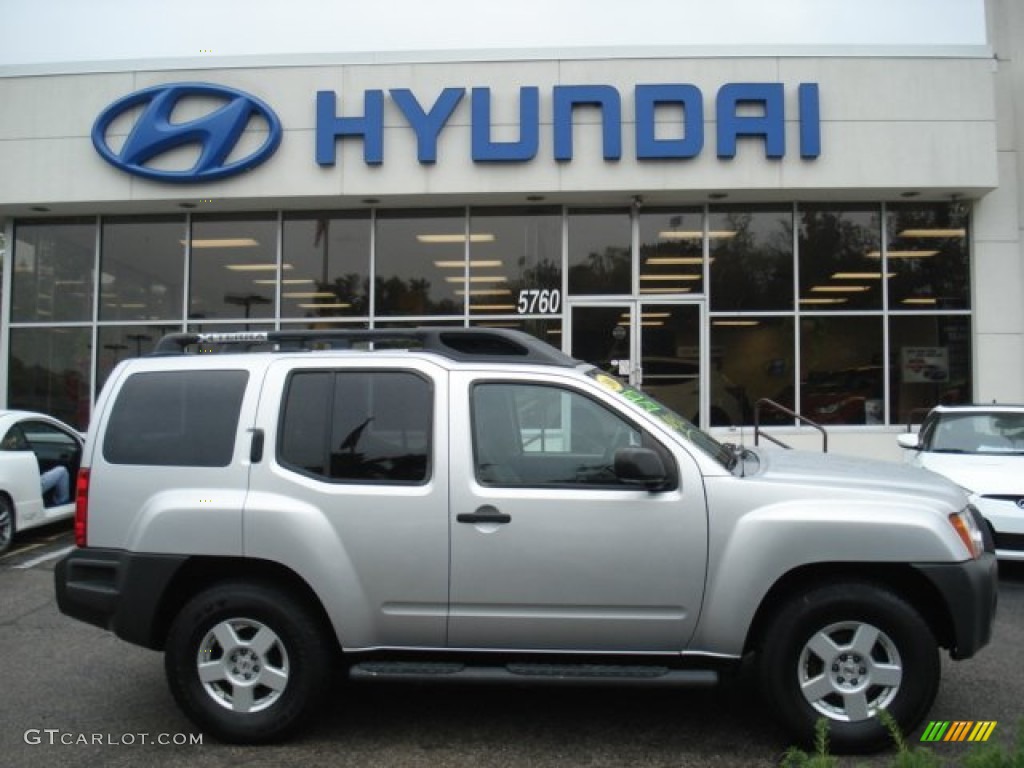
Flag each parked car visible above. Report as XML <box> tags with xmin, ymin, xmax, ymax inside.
<box><xmin>898</xmin><ymin>404</ymin><xmax>1024</xmax><ymax>560</ymax></box>
<box><xmin>56</xmin><ymin>328</ymin><xmax>995</xmax><ymax>753</ymax></box>
<box><xmin>0</xmin><ymin>410</ymin><xmax>84</xmax><ymax>554</ymax></box>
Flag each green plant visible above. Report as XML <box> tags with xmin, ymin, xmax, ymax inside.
<box><xmin>780</xmin><ymin>719</ymin><xmax>838</xmax><ymax>768</ymax></box>
<box><xmin>962</xmin><ymin>718</ymin><xmax>1024</xmax><ymax>768</ymax></box>
<box><xmin>876</xmin><ymin>709</ymin><xmax>941</xmax><ymax>768</ymax></box>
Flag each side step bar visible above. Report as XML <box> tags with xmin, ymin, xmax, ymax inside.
<box><xmin>349</xmin><ymin>661</ymin><xmax>718</xmax><ymax>688</ymax></box>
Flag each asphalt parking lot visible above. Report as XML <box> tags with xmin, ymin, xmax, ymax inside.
<box><xmin>2</xmin><ymin>522</ymin><xmax>1022</xmax><ymax>768</ymax></box>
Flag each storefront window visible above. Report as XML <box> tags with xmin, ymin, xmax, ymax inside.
<box><xmin>886</xmin><ymin>203</ymin><xmax>970</xmax><ymax>310</ymax></box>
<box><xmin>375</xmin><ymin>209</ymin><xmax>466</xmax><ymax>316</ymax></box>
<box><xmin>470</xmin><ymin>317</ymin><xmax>563</xmax><ymax>346</ymax></box>
<box><xmin>889</xmin><ymin>315</ymin><xmax>971</xmax><ymax>425</ymax></box>
<box><xmin>282</xmin><ymin>212</ymin><xmax>370</xmax><ymax>319</ymax></box>
<box><xmin>798</xmin><ymin>205</ymin><xmax>882</xmax><ymax>311</ymax></box>
<box><xmin>709</xmin><ymin>206</ymin><xmax>793</xmax><ymax>311</ymax></box>
<box><xmin>567</xmin><ymin>209</ymin><xmax>631</xmax><ymax>295</ymax></box>
<box><xmin>711</xmin><ymin>317</ymin><xmax>794</xmax><ymax>424</ymax></box>
<box><xmin>100</xmin><ymin>216</ymin><xmax>185</xmax><ymax>321</ymax></box>
<box><xmin>189</xmin><ymin>214</ymin><xmax>278</xmax><ymax>322</ymax></box>
<box><xmin>8</xmin><ymin>327</ymin><xmax>91</xmax><ymax>429</ymax></box>
<box><xmin>801</xmin><ymin>316</ymin><xmax>884</xmax><ymax>425</ymax></box>
<box><xmin>639</xmin><ymin>209</ymin><xmax>704</xmax><ymax>296</ymax></box>
<box><xmin>96</xmin><ymin>325</ymin><xmax>174</xmax><ymax>394</ymax></box>
<box><xmin>12</xmin><ymin>218</ymin><xmax>96</xmax><ymax>323</ymax></box>
<box><xmin>467</xmin><ymin>207</ymin><xmax>561</xmax><ymax>316</ymax></box>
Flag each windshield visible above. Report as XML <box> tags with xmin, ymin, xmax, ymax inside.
<box><xmin>585</xmin><ymin>367</ymin><xmax>735</xmax><ymax>468</ymax></box>
<box><xmin>924</xmin><ymin>411</ymin><xmax>1024</xmax><ymax>455</ymax></box>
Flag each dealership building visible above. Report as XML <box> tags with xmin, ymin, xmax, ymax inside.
<box><xmin>0</xmin><ymin>1</ymin><xmax>1021</xmax><ymax>459</ymax></box>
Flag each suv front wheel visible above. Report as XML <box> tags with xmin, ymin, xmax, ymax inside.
<box><xmin>759</xmin><ymin>582</ymin><xmax>940</xmax><ymax>753</ymax></box>
<box><xmin>165</xmin><ymin>582</ymin><xmax>332</xmax><ymax>743</ymax></box>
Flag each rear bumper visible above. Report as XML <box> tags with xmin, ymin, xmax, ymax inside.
<box><xmin>55</xmin><ymin>547</ymin><xmax>187</xmax><ymax>650</ymax></box>
<box><xmin>913</xmin><ymin>552</ymin><xmax>998</xmax><ymax>660</ymax></box>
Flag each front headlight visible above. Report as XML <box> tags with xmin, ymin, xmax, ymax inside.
<box><xmin>949</xmin><ymin>507</ymin><xmax>985</xmax><ymax>559</ymax></box>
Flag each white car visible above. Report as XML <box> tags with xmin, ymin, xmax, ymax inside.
<box><xmin>898</xmin><ymin>404</ymin><xmax>1024</xmax><ymax>560</ymax></box>
<box><xmin>0</xmin><ymin>410</ymin><xmax>84</xmax><ymax>555</ymax></box>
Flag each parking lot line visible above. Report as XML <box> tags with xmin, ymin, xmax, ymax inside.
<box><xmin>11</xmin><ymin>545</ymin><xmax>74</xmax><ymax>570</ymax></box>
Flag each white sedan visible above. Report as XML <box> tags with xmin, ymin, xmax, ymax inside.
<box><xmin>898</xmin><ymin>404</ymin><xmax>1024</xmax><ymax>561</ymax></box>
<box><xmin>0</xmin><ymin>410</ymin><xmax>84</xmax><ymax>555</ymax></box>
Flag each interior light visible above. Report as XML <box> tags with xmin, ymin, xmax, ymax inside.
<box><xmin>902</xmin><ymin>297</ymin><xmax>938</xmax><ymax>305</ymax></box>
<box><xmin>800</xmin><ymin>297</ymin><xmax>848</xmax><ymax>304</ymax></box>
<box><xmin>639</xmin><ymin>287</ymin><xmax>691</xmax><ymax>294</ymax></box>
<box><xmin>455</xmin><ymin>289</ymin><xmax>512</xmax><ymax>296</ymax></box>
<box><xmin>897</xmin><ymin>228</ymin><xmax>966</xmax><ymax>238</ymax></box>
<box><xmin>865</xmin><ymin>250</ymin><xmax>940</xmax><ymax>259</ymax></box>
<box><xmin>282</xmin><ymin>292</ymin><xmax>338</xmax><ymax>299</ymax></box>
<box><xmin>433</xmin><ymin>259</ymin><xmax>503</xmax><ymax>268</ymax></box>
<box><xmin>225</xmin><ymin>264</ymin><xmax>294</xmax><ymax>272</ymax></box>
<box><xmin>658</xmin><ymin>230</ymin><xmax>737</xmax><ymax>240</ymax></box>
<box><xmin>417</xmin><ymin>234</ymin><xmax>496</xmax><ymax>244</ymax></box>
<box><xmin>253</xmin><ymin>278</ymin><xmax>314</xmax><ymax>285</ymax></box>
<box><xmin>831</xmin><ymin>272</ymin><xmax>894</xmax><ymax>279</ymax></box>
<box><xmin>639</xmin><ymin>274</ymin><xmax>702</xmax><ymax>281</ymax></box>
<box><xmin>469</xmin><ymin>304</ymin><xmax>516</xmax><ymax>311</ymax></box>
<box><xmin>810</xmin><ymin>285</ymin><xmax>871</xmax><ymax>293</ymax></box>
<box><xmin>712</xmin><ymin>320</ymin><xmax>760</xmax><ymax>326</ymax></box>
<box><xmin>444</xmin><ymin>275</ymin><xmax>508</xmax><ymax>284</ymax></box>
<box><xmin>185</xmin><ymin>238</ymin><xmax>260</xmax><ymax>248</ymax></box>
<box><xmin>645</xmin><ymin>257</ymin><xmax>705</xmax><ymax>266</ymax></box>
<box><xmin>296</xmin><ymin>302</ymin><xmax>352</xmax><ymax>309</ymax></box>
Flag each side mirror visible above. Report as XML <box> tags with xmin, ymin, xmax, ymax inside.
<box><xmin>897</xmin><ymin>433</ymin><xmax>920</xmax><ymax>450</ymax></box>
<box><xmin>614</xmin><ymin>447</ymin><xmax>668</xmax><ymax>490</ymax></box>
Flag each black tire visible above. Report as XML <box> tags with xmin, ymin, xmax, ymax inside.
<box><xmin>0</xmin><ymin>495</ymin><xmax>14</xmax><ymax>555</ymax></box>
<box><xmin>759</xmin><ymin>582</ymin><xmax>939</xmax><ymax>754</ymax></box>
<box><xmin>165</xmin><ymin>581</ymin><xmax>332</xmax><ymax>744</ymax></box>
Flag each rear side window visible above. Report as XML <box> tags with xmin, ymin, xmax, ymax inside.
<box><xmin>103</xmin><ymin>370</ymin><xmax>249</xmax><ymax>466</ymax></box>
<box><xmin>279</xmin><ymin>370</ymin><xmax>431</xmax><ymax>484</ymax></box>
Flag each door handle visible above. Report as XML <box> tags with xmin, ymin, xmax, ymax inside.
<box><xmin>457</xmin><ymin>505</ymin><xmax>511</xmax><ymax>524</ymax></box>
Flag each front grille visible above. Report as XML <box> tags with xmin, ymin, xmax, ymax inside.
<box><xmin>993</xmin><ymin>531</ymin><xmax>1024</xmax><ymax>551</ymax></box>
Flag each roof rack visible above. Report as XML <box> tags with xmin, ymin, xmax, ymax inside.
<box><xmin>151</xmin><ymin>327</ymin><xmax>579</xmax><ymax>367</ymax></box>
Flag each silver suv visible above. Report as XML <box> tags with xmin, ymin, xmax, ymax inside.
<box><xmin>55</xmin><ymin>328</ymin><xmax>996</xmax><ymax>753</ymax></box>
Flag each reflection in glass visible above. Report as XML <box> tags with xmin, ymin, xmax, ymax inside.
<box><xmin>375</xmin><ymin>210</ymin><xmax>466</xmax><ymax>316</ymax></box>
<box><xmin>189</xmin><ymin>214</ymin><xmax>278</xmax><ymax>321</ymax></box>
<box><xmin>12</xmin><ymin>218</ymin><xmax>96</xmax><ymax>323</ymax></box>
<box><xmin>801</xmin><ymin>316</ymin><xmax>883</xmax><ymax>425</ymax></box>
<box><xmin>709</xmin><ymin>206</ymin><xmax>793</xmax><ymax>311</ymax></box>
<box><xmin>470</xmin><ymin>317</ymin><xmax>562</xmax><ymax>346</ymax></box>
<box><xmin>889</xmin><ymin>315</ymin><xmax>971</xmax><ymax>424</ymax></box>
<box><xmin>282</xmin><ymin>212</ymin><xmax>370</xmax><ymax>319</ymax></box>
<box><xmin>8</xmin><ymin>327</ymin><xmax>91</xmax><ymax>429</ymax></box>
<box><xmin>101</xmin><ymin>216</ymin><xmax>186</xmax><ymax>321</ymax></box>
<box><xmin>639</xmin><ymin>209</ymin><xmax>704</xmax><ymax>295</ymax></box>
<box><xmin>711</xmin><ymin>317</ymin><xmax>794</xmax><ymax>425</ymax></box>
<box><xmin>96</xmin><ymin>325</ymin><xmax>173</xmax><ymax>394</ymax></box>
<box><xmin>886</xmin><ymin>203</ymin><xmax>969</xmax><ymax>309</ymax></box>
<box><xmin>639</xmin><ymin>304</ymin><xmax>707</xmax><ymax>423</ymax></box>
<box><xmin>570</xmin><ymin>306</ymin><xmax>631</xmax><ymax>374</ymax></box>
<box><xmin>798</xmin><ymin>205</ymin><xmax>881</xmax><ymax>311</ymax></box>
<box><xmin>467</xmin><ymin>207</ymin><xmax>561</xmax><ymax>315</ymax></box>
<box><xmin>568</xmin><ymin>209</ymin><xmax>631</xmax><ymax>295</ymax></box>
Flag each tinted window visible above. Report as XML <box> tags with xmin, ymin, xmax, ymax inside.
<box><xmin>103</xmin><ymin>370</ymin><xmax>248</xmax><ymax>466</ymax></box>
<box><xmin>471</xmin><ymin>382</ymin><xmax>671</xmax><ymax>488</ymax></box>
<box><xmin>279</xmin><ymin>370</ymin><xmax>431</xmax><ymax>484</ymax></box>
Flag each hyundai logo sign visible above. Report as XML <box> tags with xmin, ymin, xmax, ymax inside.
<box><xmin>92</xmin><ymin>82</ymin><xmax>282</xmax><ymax>183</ymax></box>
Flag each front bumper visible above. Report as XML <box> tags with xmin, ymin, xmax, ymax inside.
<box><xmin>55</xmin><ymin>547</ymin><xmax>187</xmax><ymax>650</ymax></box>
<box><xmin>913</xmin><ymin>552</ymin><xmax>998</xmax><ymax>660</ymax></box>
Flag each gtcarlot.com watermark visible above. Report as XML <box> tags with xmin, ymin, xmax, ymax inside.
<box><xmin>24</xmin><ymin>729</ymin><xmax>203</xmax><ymax>746</ymax></box>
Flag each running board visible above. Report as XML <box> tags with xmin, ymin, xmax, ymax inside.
<box><xmin>348</xmin><ymin>661</ymin><xmax>718</xmax><ymax>688</ymax></box>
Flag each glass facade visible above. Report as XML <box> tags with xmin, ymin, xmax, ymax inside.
<box><xmin>4</xmin><ymin>203</ymin><xmax>972</xmax><ymax>431</ymax></box>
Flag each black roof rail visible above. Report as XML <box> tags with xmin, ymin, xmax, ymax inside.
<box><xmin>151</xmin><ymin>327</ymin><xmax>579</xmax><ymax>367</ymax></box>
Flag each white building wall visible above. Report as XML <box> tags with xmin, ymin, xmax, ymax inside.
<box><xmin>0</xmin><ymin>54</ymin><xmax>1000</xmax><ymax>211</ymax></box>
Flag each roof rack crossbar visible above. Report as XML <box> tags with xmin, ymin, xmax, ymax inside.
<box><xmin>151</xmin><ymin>327</ymin><xmax>578</xmax><ymax>367</ymax></box>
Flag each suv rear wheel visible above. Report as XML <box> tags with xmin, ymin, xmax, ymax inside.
<box><xmin>165</xmin><ymin>582</ymin><xmax>331</xmax><ymax>743</ymax></box>
<box><xmin>759</xmin><ymin>582</ymin><xmax>939</xmax><ymax>753</ymax></box>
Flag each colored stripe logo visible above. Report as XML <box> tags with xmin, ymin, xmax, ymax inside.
<box><xmin>921</xmin><ymin>721</ymin><xmax>997</xmax><ymax>742</ymax></box>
